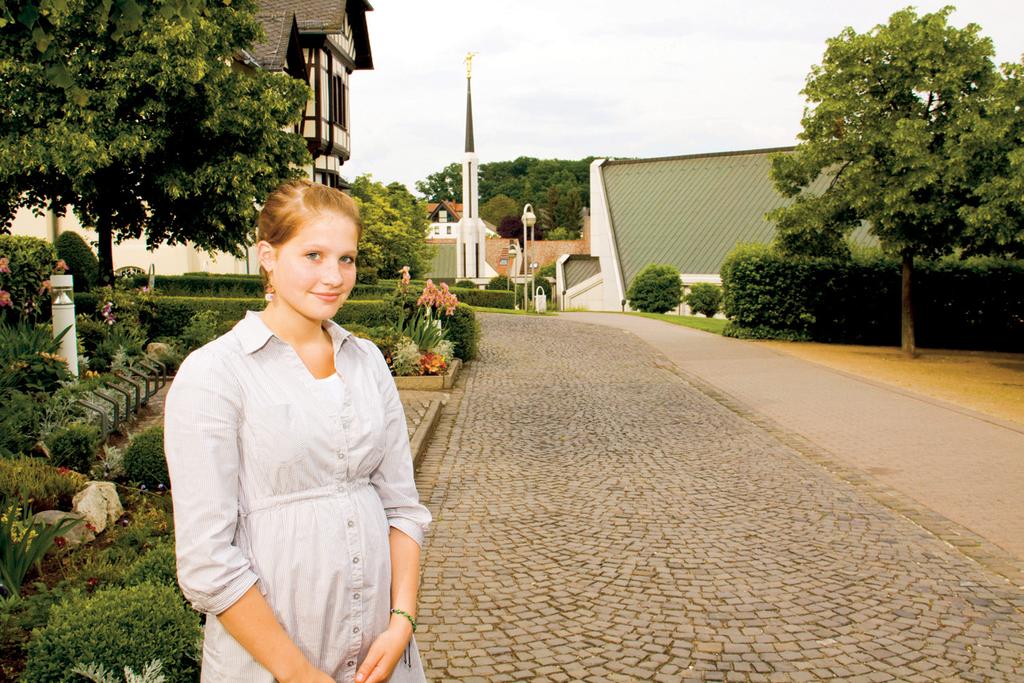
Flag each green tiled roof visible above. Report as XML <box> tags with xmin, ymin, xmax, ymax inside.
<box><xmin>602</xmin><ymin>148</ymin><xmax>875</xmax><ymax>285</ymax></box>
<box><xmin>424</xmin><ymin>243</ymin><xmax>455</xmax><ymax>279</ymax></box>
<box><xmin>563</xmin><ymin>256</ymin><xmax>601</xmax><ymax>289</ymax></box>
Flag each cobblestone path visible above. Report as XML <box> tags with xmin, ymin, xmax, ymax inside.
<box><xmin>412</xmin><ymin>315</ymin><xmax>1024</xmax><ymax>682</ymax></box>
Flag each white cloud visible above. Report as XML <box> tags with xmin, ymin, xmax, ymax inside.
<box><xmin>341</xmin><ymin>0</ymin><xmax>1024</xmax><ymax>194</ymax></box>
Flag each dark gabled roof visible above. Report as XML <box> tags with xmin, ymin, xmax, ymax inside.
<box><xmin>251</xmin><ymin>11</ymin><xmax>303</xmax><ymax>75</ymax></box>
<box><xmin>256</xmin><ymin>0</ymin><xmax>373</xmax><ymax>69</ymax></box>
<box><xmin>602</xmin><ymin>147</ymin><xmax>876</xmax><ymax>283</ymax></box>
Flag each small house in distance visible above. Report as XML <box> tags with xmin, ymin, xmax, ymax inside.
<box><xmin>562</xmin><ymin>147</ymin><xmax>874</xmax><ymax>311</ymax></box>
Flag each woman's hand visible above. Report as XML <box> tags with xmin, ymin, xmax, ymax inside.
<box><xmin>355</xmin><ymin>618</ymin><xmax>414</xmax><ymax>683</ymax></box>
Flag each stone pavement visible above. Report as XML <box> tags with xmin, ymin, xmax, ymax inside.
<box><xmin>412</xmin><ymin>313</ymin><xmax>1024</xmax><ymax>682</ymax></box>
<box><xmin>563</xmin><ymin>312</ymin><xmax>1024</xmax><ymax>574</ymax></box>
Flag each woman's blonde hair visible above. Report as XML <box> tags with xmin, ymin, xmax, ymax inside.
<box><xmin>257</xmin><ymin>179</ymin><xmax>362</xmax><ymax>287</ymax></box>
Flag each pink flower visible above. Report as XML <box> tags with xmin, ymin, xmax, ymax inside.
<box><xmin>0</xmin><ymin>290</ymin><xmax>11</xmax><ymax>308</ymax></box>
<box><xmin>0</xmin><ymin>256</ymin><xmax>9</xmax><ymax>274</ymax></box>
<box><xmin>54</xmin><ymin>259</ymin><xmax>69</xmax><ymax>273</ymax></box>
<box><xmin>400</xmin><ymin>265</ymin><xmax>411</xmax><ymax>286</ymax></box>
<box><xmin>38</xmin><ymin>279</ymin><xmax>51</xmax><ymax>295</ymax></box>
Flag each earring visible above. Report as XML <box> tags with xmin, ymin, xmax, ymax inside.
<box><xmin>265</xmin><ymin>283</ymin><xmax>275</xmax><ymax>302</ymax></box>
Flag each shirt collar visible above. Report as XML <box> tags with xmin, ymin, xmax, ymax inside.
<box><xmin>234</xmin><ymin>310</ymin><xmax>358</xmax><ymax>356</ymax></box>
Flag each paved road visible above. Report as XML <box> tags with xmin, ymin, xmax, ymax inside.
<box><xmin>412</xmin><ymin>314</ymin><xmax>1024</xmax><ymax>682</ymax></box>
<box><xmin>563</xmin><ymin>312</ymin><xmax>1024</xmax><ymax>571</ymax></box>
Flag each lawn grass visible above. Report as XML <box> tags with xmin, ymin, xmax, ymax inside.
<box><xmin>625</xmin><ymin>312</ymin><xmax>728</xmax><ymax>334</ymax></box>
<box><xmin>469</xmin><ymin>305</ymin><xmax>554</xmax><ymax>316</ymax></box>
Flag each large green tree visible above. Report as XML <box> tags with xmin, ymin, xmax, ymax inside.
<box><xmin>480</xmin><ymin>193</ymin><xmax>518</xmax><ymax>227</ymax></box>
<box><xmin>769</xmin><ymin>6</ymin><xmax>1024</xmax><ymax>356</ymax></box>
<box><xmin>0</xmin><ymin>0</ymin><xmax>311</xmax><ymax>283</ymax></box>
<box><xmin>350</xmin><ymin>175</ymin><xmax>433</xmax><ymax>280</ymax></box>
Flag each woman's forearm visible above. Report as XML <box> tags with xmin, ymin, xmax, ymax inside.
<box><xmin>388</xmin><ymin>527</ymin><xmax>422</xmax><ymax>626</ymax></box>
<box><xmin>216</xmin><ymin>584</ymin><xmax>318</xmax><ymax>682</ymax></box>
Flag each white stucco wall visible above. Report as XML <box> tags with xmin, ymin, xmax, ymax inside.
<box><xmin>10</xmin><ymin>206</ymin><xmax>254</xmax><ymax>276</ymax></box>
<box><xmin>587</xmin><ymin>159</ymin><xmax>628</xmax><ymax>311</ymax></box>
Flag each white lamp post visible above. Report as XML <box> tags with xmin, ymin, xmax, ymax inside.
<box><xmin>521</xmin><ymin>204</ymin><xmax>536</xmax><ymax>312</ymax></box>
<box><xmin>50</xmin><ymin>274</ymin><xmax>79</xmax><ymax>378</ymax></box>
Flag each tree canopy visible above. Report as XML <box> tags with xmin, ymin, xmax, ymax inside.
<box><xmin>350</xmin><ymin>175</ymin><xmax>434</xmax><ymax>281</ymax></box>
<box><xmin>0</xmin><ymin>0</ymin><xmax>311</xmax><ymax>282</ymax></box>
<box><xmin>415</xmin><ymin>156</ymin><xmax>597</xmax><ymax>237</ymax></box>
<box><xmin>768</xmin><ymin>6</ymin><xmax>1024</xmax><ymax>354</ymax></box>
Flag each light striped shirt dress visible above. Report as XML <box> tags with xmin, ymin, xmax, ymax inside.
<box><xmin>164</xmin><ymin>311</ymin><xmax>431</xmax><ymax>682</ymax></box>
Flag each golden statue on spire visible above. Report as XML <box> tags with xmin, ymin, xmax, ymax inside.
<box><xmin>465</xmin><ymin>51</ymin><xmax>478</xmax><ymax>79</ymax></box>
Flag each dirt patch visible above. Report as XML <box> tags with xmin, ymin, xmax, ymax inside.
<box><xmin>756</xmin><ymin>341</ymin><xmax>1024</xmax><ymax>427</ymax></box>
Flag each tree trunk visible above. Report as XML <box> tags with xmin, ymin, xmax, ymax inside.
<box><xmin>901</xmin><ymin>250</ymin><xmax>916</xmax><ymax>358</ymax></box>
<box><xmin>97</xmin><ymin>218</ymin><xmax>115</xmax><ymax>287</ymax></box>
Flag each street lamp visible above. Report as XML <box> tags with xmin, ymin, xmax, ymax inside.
<box><xmin>506</xmin><ymin>242</ymin><xmax>520</xmax><ymax>305</ymax></box>
<box><xmin>521</xmin><ymin>204</ymin><xmax>536</xmax><ymax>312</ymax></box>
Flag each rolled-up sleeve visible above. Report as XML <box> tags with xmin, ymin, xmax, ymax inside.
<box><xmin>164</xmin><ymin>348</ymin><xmax>259</xmax><ymax>614</ymax></box>
<box><xmin>367</xmin><ymin>345</ymin><xmax>432</xmax><ymax>547</ymax></box>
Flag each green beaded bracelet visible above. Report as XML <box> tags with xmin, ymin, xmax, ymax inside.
<box><xmin>391</xmin><ymin>608</ymin><xmax>417</xmax><ymax>633</ymax></box>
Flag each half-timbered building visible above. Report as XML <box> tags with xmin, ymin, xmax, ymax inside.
<box><xmin>251</xmin><ymin>0</ymin><xmax>374</xmax><ymax>189</ymax></box>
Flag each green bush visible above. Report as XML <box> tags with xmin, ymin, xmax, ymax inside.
<box><xmin>685</xmin><ymin>283</ymin><xmax>723</xmax><ymax>317</ymax></box>
<box><xmin>0</xmin><ymin>456</ymin><xmax>87</xmax><ymax>512</ymax></box>
<box><xmin>22</xmin><ymin>584</ymin><xmax>201</xmax><ymax>683</ymax></box>
<box><xmin>486</xmin><ymin>275</ymin><xmax>511</xmax><ymax>290</ymax></box>
<box><xmin>455</xmin><ymin>279</ymin><xmax>477</xmax><ymax>289</ymax></box>
<box><xmin>0</xmin><ymin>390</ymin><xmax>40</xmax><ymax>458</ymax></box>
<box><xmin>444</xmin><ymin>304</ymin><xmax>479</xmax><ymax>361</ymax></box>
<box><xmin>0</xmin><ymin>320</ymin><xmax>73</xmax><ymax>394</ymax></box>
<box><xmin>123</xmin><ymin>427</ymin><xmax>168</xmax><ymax>488</ymax></box>
<box><xmin>626</xmin><ymin>264</ymin><xmax>683</xmax><ymax>313</ymax></box>
<box><xmin>122</xmin><ymin>542</ymin><xmax>178</xmax><ymax>588</ymax></box>
<box><xmin>54</xmin><ymin>232</ymin><xmax>98</xmax><ymax>292</ymax></box>
<box><xmin>46</xmin><ymin>423</ymin><xmax>101</xmax><ymax>474</ymax></box>
<box><xmin>720</xmin><ymin>245</ymin><xmax>1024</xmax><ymax>350</ymax></box>
<box><xmin>177</xmin><ymin>309</ymin><xmax>219</xmax><ymax>352</ymax></box>
<box><xmin>536</xmin><ymin>262</ymin><xmax>557</xmax><ymax>279</ymax></box>
<box><xmin>0</xmin><ymin>234</ymin><xmax>57</xmax><ymax>323</ymax></box>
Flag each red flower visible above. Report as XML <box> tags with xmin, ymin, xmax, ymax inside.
<box><xmin>53</xmin><ymin>537</ymin><xmax>67</xmax><ymax>548</ymax></box>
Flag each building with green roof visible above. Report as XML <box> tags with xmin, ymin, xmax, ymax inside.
<box><xmin>562</xmin><ymin>147</ymin><xmax>874</xmax><ymax>311</ymax></box>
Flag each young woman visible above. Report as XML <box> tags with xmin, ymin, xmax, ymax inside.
<box><xmin>165</xmin><ymin>179</ymin><xmax>431</xmax><ymax>683</ymax></box>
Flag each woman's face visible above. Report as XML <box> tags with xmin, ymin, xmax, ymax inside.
<box><xmin>259</xmin><ymin>210</ymin><xmax>359</xmax><ymax>323</ymax></box>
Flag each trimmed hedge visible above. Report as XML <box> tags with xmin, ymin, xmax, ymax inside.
<box><xmin>721</xmin><ymin>244</ymin><xmax>1024</xmax><ymax>350</ymax></box>
<box><xmin>77</xmin><ymin>294</ymin><xmax>481</xmax><ymax>362</ymax></box>
<box><xmin>127</xmin><ymin>275</ymin><xmax>515</xmax><ymax>309</ymax></box>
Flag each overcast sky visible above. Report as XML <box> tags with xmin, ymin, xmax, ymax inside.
<box><xmin>340</xmin><ymin>1</ymin><xmax>1024</xmax><ymax>195</ymax></box>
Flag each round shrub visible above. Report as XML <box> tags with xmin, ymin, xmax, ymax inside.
<box><xmin>46</xmin><ymin>423</ymin><xmax>101</xmax><ymax>474</ymax></box>
<box><xmin>123</xmin><ymin>426</ymin><xmax>168</xmax><ymax>488</ymax></box>
<box><xmin>122</xmin><ymin>542</ymin><xmax>178</xmax><ymax>588</ymax></box>
<box><xmin>685</xmin><ymin>283</ymin><xmax>723</xmax><ymax>317</ymax></box>
<box><xmin>454</xmin><ymin>279</ymin><xmax>477</xmax><ymax>289</ymax></box>
<box><xmin>54</xmin><ymin>232</ymin><xmax>98</xmax><ymax>292</ymax></box>
<box><xmin>485</xmin><ymin>275</ymin><xmax>511</xmax><ymax>290</ymax></box>
<box><xmin>626</xmin><ymin>264</ymin><xmax>682</xmax><ymax>313</ymax></box>
<box><xmin>22</xmin><ymin>583</ymin><xmax>201</xmax><ymax>683</ymax></box>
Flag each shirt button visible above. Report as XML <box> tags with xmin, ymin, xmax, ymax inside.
<box><xmin>353</xmin><ymin>593</ymin><xmax>360</xmax><ymax>600</ymax></box>
<box><xmin>347</xmin><ymin>520</ymin><xmax>354</xmax><ymax>528</ymax></box>
<box><xmin>347</xmin><ymin>661</ymin><xmax>354</xmax><ymax>667</ymax></box>
<box><xmin>353</xmin><ymin>557</ymin><xmax>359</xmax><ymax>564</ymax></box>
<box><xmin>353</xmin><ymin>626</ymin><xmax>360</xmax><ymax>633</ymax></box>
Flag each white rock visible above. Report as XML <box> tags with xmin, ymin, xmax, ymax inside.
<box><xmin>32</xmin><ymin>510</ymin><xmax>96</xmax><ymax>546</ymax></box>
<box><xmin>72</xmin><ymin>481</ymin><xmax>123</xmax><ymax>534</ymax></box>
